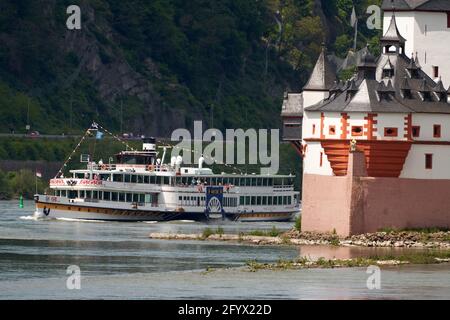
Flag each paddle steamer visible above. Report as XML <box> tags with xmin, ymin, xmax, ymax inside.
<box><xmin>34</xmin><ymin>134</ymin><xmax>299</xmax><ymax>222</ymax></box>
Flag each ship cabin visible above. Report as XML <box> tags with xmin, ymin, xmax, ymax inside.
<box><xmin>115</xmin><ymin>137</ymin><xmax>157</xmax><ymax>166</ymax></box>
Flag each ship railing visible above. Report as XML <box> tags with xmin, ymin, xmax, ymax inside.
<box><xmin>87</xmin><ymin>163</ymin><xmax>117</xmax><ymax>171</ymax></box>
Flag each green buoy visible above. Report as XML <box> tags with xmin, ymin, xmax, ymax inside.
<box><xmin>19</xmin><ymin>195</ymin><xmax>24</xmax><ymax>209</ymax></box>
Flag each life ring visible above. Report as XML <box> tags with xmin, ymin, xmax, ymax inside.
<box><xmin>101</xmin><ymin>164</ymin><xmax>107</xmax><ymax>170</ymax></box>
<box><xmin>147</xmin><ymin>164</ymin><xmax>155</xmax><ymax>171</ymax></box>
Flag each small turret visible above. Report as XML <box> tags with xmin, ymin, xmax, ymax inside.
<box><xmin>381</xmin><ymin>13</ymin><xmax>406</xmax><ymax>55</ymax></box>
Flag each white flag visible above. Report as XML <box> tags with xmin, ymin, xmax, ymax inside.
<box><xmin>36</xmin><ymin>171</ymin><xmax>42</xmax><ymax>178</ymax></box>
<box><xmin>351</xmin><ymin>6</ymin><xmax>357</xmax><ymax>27</ymax></box>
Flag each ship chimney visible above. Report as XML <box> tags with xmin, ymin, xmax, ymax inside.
<box><xmin>198</xmin><ymin>156</ymin><xmax>205</xmax><ymax>169</ymax></box>
<box><xmin>142</xmin><ymin>137</ymin><xmax>156</xmax><ymax>151</ymax></box>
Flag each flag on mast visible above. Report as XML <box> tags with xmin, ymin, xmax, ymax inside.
<box><xmin>351</xmin><ymin>6</ymin><xmax>357</xmax><ymax>27</ymax></box>
<box><xmin>36</xmin><ymin>171</ymin><xmax>42</xmax><ymax>178</ymax></box>
<box><xmin>351</xmin><ymin>6</ymin><xmax>358</xmax><ymax>50</ymax></box>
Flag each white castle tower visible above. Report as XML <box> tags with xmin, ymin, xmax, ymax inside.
<box><xmin>282</xmin><ymin>6</ymin><xmax>450</xmax><ymax>236</ymax></box>
<box><xmin>382</xmin><ymin>0</ymin><xmax>450</xmax><ymax>84</ymax></box>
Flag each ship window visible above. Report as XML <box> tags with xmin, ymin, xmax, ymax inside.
<box><xmin>279</xmin><ymin>196</ymin><xmax>283</xmax><ymax>205</ymax></box>
<box><xmin>412</xmin><ymin>126</ymin><xmax>421</xmax><ymax>138</ymax></box>
<box><xmin>273</xmin><ymin>197</ymin><xmax>278</xmax><ymax>205</ymax></box>
<box><xmin>240</xmin><ymin>196</ymin><xmax>244</xmax><ymax>205</ymax></box>
<box><xmin>164</xmin><ymin>177</ymin><xmax>170</xmax><ymax>185</ymax></box>
<box><xmin>384</xmin><ymin>127</ymin><xmax>398</xmax><ymax>137</ymax></box>
<box><xmin>119</xmin><ymin>193</ymin><xmax>125</xmax><ymax>202</ymax></box>
<box><xmin>125</xmin><ymin>175</ymin><xmax>131</xmax><ymax>183</ymax></box>
<box><xmin>156</xmin><ymin>176</ymin><xmax>161</xmax><ymax>185</ymax></box>
<box><xmin>150</xmin><ymin>176</ymin><xmax>156</xmax><ymax>184</ymax></box>
<box><xmin>112</xmin><ymin>192</ymin><xmax>118</xmax><ymax>201</ymax></box>
<box><xmin>433</xmin><ymin>125</ymin><xmax>441</xmax><ymax>138</ymax></box>
<box><xmin>425</xmin><ymin>154</ymin><xmax>433</xmax><ymax>169</ymax></box>
<box><xmin>257</xmin><ymin>197</ymin><xmax>261</xmax><ymax>205</ymax></box>
<box><xmin>257</xmin><ymin>179</ymin><xmax>262</xmax><ymax>186</ymax></box>
<box><xmin>268</xmin><ymin>197</ymin><xmax>273</xmax><ymax>205</ymax></box>
<box><xmin>104</xmin><ymin>192</ymin><xmax>111</xmax><ymax>201</ymax></box>
<box><xmin>131</xmin><ymin>175</ymin><xmax>137</xmax><ymax>183</ymax></box>
<box><xmin>447</xmin><ymin>12</ymin><xmax>450</xmax><ymax>28</ymax></box>
<box><xmin>113</xmin><ymin>174</ymin><xmax>123</xmax><ymax>182</ymax></box>
<box><xmin>68</xmin><ymin>191</ymin><xmax>77</xmax><ymax>199</ymax></box>
<box><xmin>262</xmin><ymin>196</ymin><xmax>267</xmax><ymax>205</ymax></box>
<box><xmin>93</xmin><ymin>191</ymin><xmax>98</xmax><ymax>199</ymax></box>
<box><xmin>144</xmin><ymin>176</ymin><xmax>149</xmax><ymax>184</ymax></box>
<box><xmin>137</xmin><ymin>175</ymin><xmax>144</xmax><ymax>183</ymax></box>
<box><xmin>351</xmin><ymin>126</ymin><xmax>363</xmax><ymax>136</ymax></box>
<box><xmin>85</xmin><ymin>191</ymin><xmax>91</xmax><ymax>199</ymax></box>
<box><xmin>79</xmin><ymin>190</ymin><xmax>85</xmax><ymax>198</ymax></box>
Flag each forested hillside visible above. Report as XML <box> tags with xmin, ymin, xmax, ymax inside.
<box><xmin>0</xmin><ymin>0</ymin><xmax>381</xmax><ymax>136</ymax></box>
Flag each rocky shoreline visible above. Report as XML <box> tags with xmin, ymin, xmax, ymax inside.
<box><xmin>149</xmin><ymin>229</ymin><xmax>450</xmax><ymax>249</ymax></box>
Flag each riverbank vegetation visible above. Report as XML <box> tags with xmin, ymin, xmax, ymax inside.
<box><xmin>0</xmin><ymin>169</ymin><xmax>47</xmax><ymax>200</ymax></box>
<box><xmin>0</xmin><ymin>0</ymin><xmax>382</xmax><ymax>136</ymax></box>
<box><xmin>245</xmin><ymin>250</ymin><xmax>450</xmax><ymax>271</ymax></box>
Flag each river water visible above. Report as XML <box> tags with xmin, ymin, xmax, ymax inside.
<box><xmin>0</xmin><ymin>200</ymin><xmax>449</xmax><ymax>299</ymax></box>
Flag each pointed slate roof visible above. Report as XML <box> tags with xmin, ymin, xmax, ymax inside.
<box><xmin>303</xmin><ymin>46</ymin><xmax>337</xmax><ymax>91</ymax></box>
<box><xmin>434</xmin><ymin>78</ymin><xmax>447</xmax><ymax>93</ymax></box>
<box><xmin>281</xmin><ymin>92</ymin><xmax>304</xmax><ymax>116</ymax></box>
<box><xmin>407</xmin><ymin>53</ymin><xmax>419</xmax><ymax>70</ymax></box>
<box><xmin>383</xmin><ymin>58</ymin><xmax>395</xmax><ymax>70</ymax></box>
<box><xmin>305</xmin><ymin>49</ymin><xmax>450</xmax><ymax>114</ymax></box>
<box><xmin>400</xmin><ymin>77</ymin><xmax>412</xmax><ymax>90</ymax></box>
<box><xmin>418</xmin><ymin>79</ymin><xmax>432</xmax><ymax>92</ymax></box>
<box><xmin>381</xmin><ymin>14</ymin><xmax>406</xmax><ymax>43</ymax></box>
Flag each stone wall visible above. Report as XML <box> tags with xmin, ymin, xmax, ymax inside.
<box><xmin>302</xmin><ymin>151</ymin><xmax>450</xmax><ymax>236</ymax></box>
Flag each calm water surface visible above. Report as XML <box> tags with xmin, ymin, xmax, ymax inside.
<box><xmin>0</xmin><ymin>200</ymin><xmax>449</xmax><ymax>299</ymax></box>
